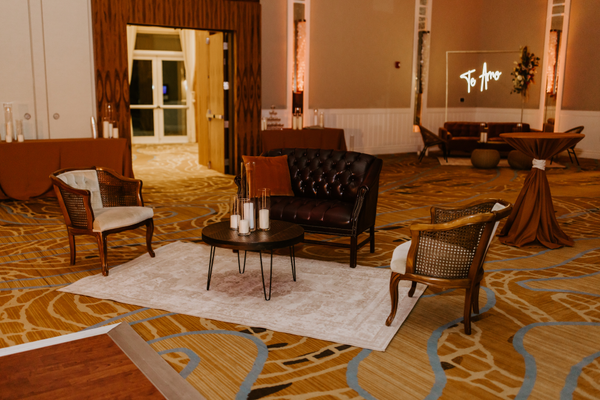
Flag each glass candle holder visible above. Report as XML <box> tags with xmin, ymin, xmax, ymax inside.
<box><xmin>258</xmin><ymin>188</ymin><xmax>270</xmax><ymax>231</ymax></box>
<box><xmin>102</xmin><ymin>103</ymin><xmax>113</xmax><ymax>139</ymax></box>
<box><xmin>3</xmin><ymin>103</ymin><xmax>14</xmax><ymax>142</ymax></box>
<box><xmin>239</xmin><ymin>198</ymin><xmax>253</xmax><ymax>236</ymax></box>
<box><xmin>230</xmin><ymin>195</ymin><xmax>241</xmax><ymax>230</ymax></box>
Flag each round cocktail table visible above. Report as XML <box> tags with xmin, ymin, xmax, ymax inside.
<box><xmin>202</xmin><ymin>220</ymin><xmax>304</xmax><ymax>300</ymax></box>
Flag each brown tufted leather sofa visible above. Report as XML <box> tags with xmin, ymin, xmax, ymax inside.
<box><xmin>439</xmin><ymin>122</ymin><xmax>529</xmax><ymax>156</ymax></box>
<box><xmin>238</xmin><ymin>148</ymin><xmax>383</xmax><ymax>268</ymax></box>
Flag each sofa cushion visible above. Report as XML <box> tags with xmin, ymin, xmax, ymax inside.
<box><xmin>242</xmin><ymin>155</ymin><xmax>294</xmax><ymax>196</ymax></box>
<box><xmin>270</xmin><ymin>196</ymin><xmax>354</xmax><ymax>229</ymax></box>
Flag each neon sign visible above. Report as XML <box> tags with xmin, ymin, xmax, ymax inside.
<box><xmin>460</xmin><ymin>62</ymin><xmax>502</xmax><ymax>93</ymax></box>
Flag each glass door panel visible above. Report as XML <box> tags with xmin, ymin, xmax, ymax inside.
<box><xmin>162</xmin><ymin>60</ymin><xmax>187</xmax><ymax>105</ymax></box>
<box><xmin>131</xmin><ymin>109</ymin><xmax>155</xmax><ymax>136</ymax></box>
<box><xmin>130</xmin><ymin>60</ymin><xmax>154</xmax><ymax>105</ymax></box>
<box><xmin>163</xmin><ymin>109</ymin><xmax>187</xmax><ymax>136</ymax></box>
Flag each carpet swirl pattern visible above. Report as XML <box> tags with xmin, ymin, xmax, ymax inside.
<box><xmin>0</xmin><ymin>144</ymin><xmax>599</xmax><ymax>399</ymax></box>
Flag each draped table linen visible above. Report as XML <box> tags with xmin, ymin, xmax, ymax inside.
<box><xmin>0</xmin><ymin>138</ymin><xmax>129</xmax><ymax>201</ymax></box>
<box><xmin>498</xmin><ymin>132</ymin><xmax>584</xmax><ymax>248</ymax></box>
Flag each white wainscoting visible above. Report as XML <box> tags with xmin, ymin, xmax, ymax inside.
<box><xmin>262</xmin><ymin>108</ymin><xmax>421</xmax><ymax>155</ymax></box>
<box><xmin>557</xmin><ymin>110</ymin><xmax>600</xmax><ymax>159</ymax></box>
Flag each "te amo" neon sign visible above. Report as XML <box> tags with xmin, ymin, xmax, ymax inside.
<box><xmin>460</xmin><ymin>62</ymin><xmax>502</xmax><ymax>93</ymax></box>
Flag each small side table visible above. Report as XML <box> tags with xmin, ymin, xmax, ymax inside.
<box><xmin>202</xmin><ymin>220</ymin><xmax>304</xmax><ymax>300</ymax></box>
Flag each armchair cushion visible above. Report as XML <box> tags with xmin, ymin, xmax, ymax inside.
<box><xmin>241</xmin><ymin>155</ymin><xmax>294</xmax><ymax>196</ymax></box>
<box><xmin>92</xmin><ymin>206</ymin><xmax>154</xmax><ymax>232</ymax></box>
<box><xmin>390</xmin><ymin>241</ymin><xmax>411</xmax><ymax>274</ymax></box>
<box><xmin>58</xmin><ymin>170</ymin><xmax>103</xmax><ymax>210</ymax></box>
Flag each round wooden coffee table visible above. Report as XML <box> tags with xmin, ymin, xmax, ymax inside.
<box><xmin>202</xmin><ymin>220</ymin><xmax>304</xmax><ymax>300</ymax></box>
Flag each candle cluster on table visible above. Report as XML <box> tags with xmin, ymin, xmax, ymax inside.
<box><xmin>292</xmin><ymin>107</ymin><xmax>303</xmax><ymax>130</ymax></box>
<box><xmin>102</xmin><ymin>103</ymin><xmax>119</xmax><ymax>139</ymax></box>
<box><xmin>229</xmin><ymin>162</ymin><xmax>271</xmax><ymax>236</ymax></box>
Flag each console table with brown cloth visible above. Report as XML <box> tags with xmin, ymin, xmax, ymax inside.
<box><xmin>237</xmin><ymin>148</ymin><xmax>382</xmax><ymax>268</ymax></box>
<box><xmin>440</xmin><ymin>122</ymin><xmax>529</xmax><ymax>156</ymax></box>
<box><xmin>260</xmin><ymin>128</ymin><xmax>347</xmax><ymax>152</ymax></box>
<box><xmin>498</xmin><ymin>132</ymin><xmax>584</xmax><ymax>249</ymax></box>
<box><xmin>0</xmin><ymin>138</ymin><xmax>130</xmax><ymax>201</ymax></box>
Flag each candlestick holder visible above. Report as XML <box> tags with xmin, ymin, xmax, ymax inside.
<box><xmin>3</xmin><ymin>103</ymin><xmax>14</xmax><ymax>143</ymax></box>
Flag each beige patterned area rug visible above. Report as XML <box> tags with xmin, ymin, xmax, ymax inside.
<box><xmin>59</xmin><ymin>241</ymin><xmax>424</xmax><ymax>351</ymax></box>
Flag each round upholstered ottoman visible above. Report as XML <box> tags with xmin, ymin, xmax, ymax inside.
<box><xmin>471</xmin><ymin>149</ymin><xmax>500</xmax><ymax>169</ymax></box>
<box><xmin>507</xmin><ymin>150</ymin><xmax>533</xmax><ymax>170</ymax></box>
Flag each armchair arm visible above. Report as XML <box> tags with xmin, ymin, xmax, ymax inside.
<box><xmin>439</xmin><ymin>127</ymin><xmax>452</xmax><ymax>141</ymax></box>
<box><xmin>351</xmin><ymin>157</ymin><xmax>383</xmax><ymax>234</ymax></box>
<box><xmin>96</xmin><ymin>168</ymin><xmax>144</xmax><ymax>207</ymax></box>
<box><xmin>50</xmin><ymin>176</ymin><xmax>95</xmax><ymax>230</ymax></box>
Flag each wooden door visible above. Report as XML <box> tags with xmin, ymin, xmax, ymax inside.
<box><xmin>195</xmin><ymin>31</ymin><xmax>225</xmax><ymax>173</ymax></box>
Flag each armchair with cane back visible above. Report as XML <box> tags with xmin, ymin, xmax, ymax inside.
<box><xmin>385</xmin><ymin>198</ymin><xmax>512</xmax><ymax>334</ymax></box>
<box><xmin>50</xmin><ymin>167</ymin><xmax>155</xmax><ymax>276</ymax></box>
<box><xmin>564</xmin><ymin>126</ymin><xmax>584</xmax><ymax>166</ymax></box>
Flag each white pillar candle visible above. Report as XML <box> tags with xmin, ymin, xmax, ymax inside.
<box><xmin>318</xmin><ymin>112</ymin><xmax>324</xmax><ymax>128</ymax></box>
<box><xmin>313</xmin><ymin>109</ymin><xmax>318</xmax><ymax>126</ymax></box>
<box><xmin>108</xmin><ymin>123</ymin><xmax>113</xmax><ymax>139</ymax></box>
<box><xmin>112</xmin><ymin>127</ymin><xmax>119</xmax><ymax>139</ymax></box>
<box><xmin>292</xmin><ymin>115</ymin><xmax>298</xmax><ymax>130</ymax></box>
<box><xmin>103</xmin><ymin>121</ymin><xmax>110</xmax><ymax>138</ymax></box>
<box><xmin>239</xmin><ymin>219</ymin><xmax>250</xmax><ymax>234</ymax></box>
<box><xmin>259</xmin><ymin>209</ymin><xmax>269</xmax><ymax>230</ymax></box>
<box><xmin>244</xmin><ymin>202</ymin><xmax>255</xmax><ymax>230</ymax></box>
<box><xmin>5</xmin><ymin>122</ymin><xmax>13</xmax><ymax>142</ymax></box>
<box><xmin>298</xmin><ymin>115</ymin><xmax>303</xmax><ymax>129</ymax></box>
<box><xmin>230</xmin><ymin>214</ymin><xmax>240</xmax><ymax>229</ymax></box>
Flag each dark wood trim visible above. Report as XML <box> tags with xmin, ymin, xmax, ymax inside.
<box><xmin>90</xmin><ymin>0</ymin><xmax>261</xmax><ymax>176</ymax></box>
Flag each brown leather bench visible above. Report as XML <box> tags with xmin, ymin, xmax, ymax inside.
<box><xmin>237</xmin><ymin>148</ymin><xmax>383</xmax><ymax>268</ymax></box>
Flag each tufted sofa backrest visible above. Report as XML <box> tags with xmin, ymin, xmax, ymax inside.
<box><xmin>487</xmin><ymin>122</ymin><xmax>530</xmax><ymax>139</ymax></box>
<box><xmin>443</xmin><ymin>122</ymin><xmax>483</xmax><ymax>138</ymax></box>
<box><xmin>262</xmin><ymin>148</ymin><xmax>381</xmax><ymax>203</ymax></box>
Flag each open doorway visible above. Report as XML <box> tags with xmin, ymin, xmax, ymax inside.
<box><xmin>127</xmin><ymin>26</ymin><xmax>234</xmax><ymax>174</ymax></box>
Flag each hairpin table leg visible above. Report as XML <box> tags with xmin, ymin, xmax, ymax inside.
<box><xmin>289</xmin><ymin>245</ymin><xmax>296</xmax><ymax>281</ymax></box>
<box><xmin>237</xmin><ymin>250</ymin><xmax>247</xmax><ymax>274</ymax></box>
<box><xmin>259</xmin><ymin>251</ymin><xmax>273</xmax><ymax>301</ymax></box>
<box><xmin>206</xmin><ymin>246</ymin><xmax>216</xmax><ymax>290</ymax></box>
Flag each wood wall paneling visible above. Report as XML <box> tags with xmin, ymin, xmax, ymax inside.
<box><xmin>91</xmin><ymin>0</ymin><xmax>261</xmax><ymax>176</ymax></box>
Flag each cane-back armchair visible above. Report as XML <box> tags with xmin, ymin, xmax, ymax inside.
<box><xmin>50</xmin><ymin>167</ymin><xmax>155</xmax><ymax>276</ymax></box>
<box><xmin>417</xmin><ymin>125</ymin><xmax>448</xmax><ymax>163</ymax></box>
<box><xmin>386</xmin><ymin>198</ymin><xmax>512</xmax><ymax>334</ymax></box>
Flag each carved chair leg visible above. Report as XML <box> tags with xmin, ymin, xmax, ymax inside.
<box><xmin>96</xmin><ymin>233</ymin><xmax>109</xmax><ymax>276</ymax></box>
<box><xmin>418</xmin><ymin>147</ymin><xmax>427</xmax><ymax>163</ymax></box>
<box><xmin>463</xmin><ymin>288</ymin><xmax>473</xmax><ymax>335</ymax></box>
<box><xmin>370</xmin><ymin>226</ymin><xmax>375</xmax><ymax>253</ymax></box>
<box><xmin>472</xmin><ymin>283</ymin><xmax>481</xmax><ymax>314</ymax></box>
<box><xmin>386</xmin><ymin>272</ymin><xmax>403</xmax><ymax>326</ymax></box>
<box><xmin>350</xmin><ymin>235</ymin><xmax>358</xmax><ymax>268</ymax></box>
<box><xmin>146</xmin><ymin>219</ymin><xmax>155</xmax><ymax>257</ymax></box>
<box><xmin>68</xmin><ymin>233</ymin><xmax>76</xmax><ymax>265</ymax></box>
<box><xmin>408</xmin><ymin>281</ymin><xmax>417</xmax><ymax>297</ymax></box>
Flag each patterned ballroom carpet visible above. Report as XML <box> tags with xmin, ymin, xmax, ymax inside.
<box><xmin>1</xmin><ymin>143</ymin><xmax>599</xmax><ymax>399</ymax></box>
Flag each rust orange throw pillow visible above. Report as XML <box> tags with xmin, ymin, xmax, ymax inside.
<box><xmin>241</xmin><ymin>155</ymin><xmax>294</xmax><ymax>196</ymax></box>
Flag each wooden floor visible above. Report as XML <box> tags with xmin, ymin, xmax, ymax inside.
<box><xmin>0</xmin><ymin>334</ymin><xmax>165</xmax><ymax>399</ymax></box>
<box><xmin>0</xmin><ymin>144</ymin><xmax>599</xmax><ymax>399</ymax></box>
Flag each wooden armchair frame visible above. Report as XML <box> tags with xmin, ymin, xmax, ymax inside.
<box><xmin>386</xmin><ymin>199</ymin><xmax>512</xmax><ymax>334</ymax></box>
<box><xmin>50</xmin><ymin>167</ymin><xmax>155</xmax><ymax>276</ymax></box>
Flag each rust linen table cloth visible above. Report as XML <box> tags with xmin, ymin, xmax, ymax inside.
<box><xmin>260</xmin><ymin>128</ymin><xmax>347</xmax><ymax>153</ymax></box>
<box><xmin>498</xmin><ymin>132</ymin><xmax>584</xmax><ymax>249</ymax></box>
<box><xmin>0</xmin><ymin>138</ymin><xmax>129</xmax><ymax>201</ymax></box>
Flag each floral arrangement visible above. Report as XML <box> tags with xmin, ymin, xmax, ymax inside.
<box><xmin>511</xmin><ymin>46</ymin><xmax>540</xmax><ymax>98</ymax></box>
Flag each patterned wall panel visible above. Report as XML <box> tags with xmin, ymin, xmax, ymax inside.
<box><xmin>91</xmin><ymin>0</ymin><xmax>261</xmax><ymax>176</ymax></box>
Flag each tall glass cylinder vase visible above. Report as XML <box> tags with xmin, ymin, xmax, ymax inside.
<box><xmin>258</xmin><ymin>188</ymin><xmax>270</xmax><ymax>231</ymax></box>
<box><xmin>230</xmin><ymin>195</ymin><xmax>241</xmax><ymax>230</ymax></box>
<box><xmin>239</xmin><ymin>198</ymin><xmax>253</xmax><ymax>236</ymax></box>
<box><xmin>3</xmin><ymin>103</ymin><xmax>14</xmax><ymax>142</ymax></box>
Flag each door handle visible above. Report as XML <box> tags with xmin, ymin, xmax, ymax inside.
<box><xmin>206</xmin><ymin>109</ymin><xmax>224</xmax><ymax>120</ymax></box>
